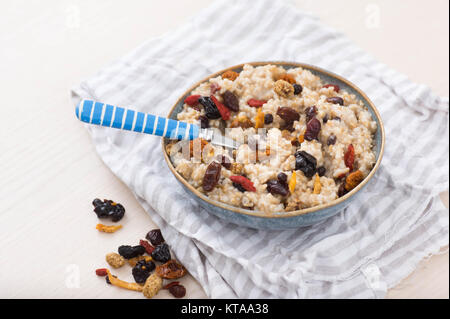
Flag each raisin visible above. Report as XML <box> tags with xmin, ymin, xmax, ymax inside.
<box><xmin>151</xmin><ymin>243</ymin><xmax>171</xmax><ymax>263</ymax></box>
<box><xmin>222</xmin><ymin>90</ymin><xmax>239</xmax><ymax>112</ymax></box>
<box><xmin>323</xmin><ymin>114</ymin><xmax>329</xmax><ymax>124</ymax></box>
<box><xmin>163</xmin><ymin>281</ymin><xmax>180</xmax><ymax>289</ymax></box>
<box><xmin>338</xmin><ymin>183</ymin><xmax>348</xmax><ymax>197</ymax></box>
<box><xmin>293</xmin><ymin>84</ymin><xmax>303</xmax><ymax>95</ymax></box>
<box><xmin>264</xmin><ymin>113</ymin><xmax>273</xmax><ymax>124</ymax></box>
<box><xmin>202</xmin><ymin>161</ymin><xmax>222</xmax><ymax>192</ymax></box>
<box><xmin>198</xmin><ymin>96</ymin><xmax>221</xmax><ymax>119</ymax></box>
<box><xmin>198</xmin><ymin>115</ymin><xmax>209</xmax><ymax>128</ymax></box>
<box><xmin>146</xmin><ymin>229</ymin><xmax>165</xmax><ymax>246</ymax></box>
<box><xmin>327</xmin><ymin>134</ymin><xmax>337</xmax><ymax>145</ymax></box>
<box><xmin>332</xmin><ymin>116</ymin><xmax>341</xmax><ymax>121</ymax></box>
<box><xmin>216</xmin><ymin>155</ymin><xmax>231</xmax><ymax>170</ymax></box>
<box><xmin>305</xmin><ymin>106</ymin><xmax>317</xmax><ymax>122</ymax></box>
<box><xmin>132</xmin><ymin>260</ymin><xmax>156</xmax><ymax>284</ymax></box>
<box><xmin>277</xmin><ymin>172</ymin><xmax>288</xmax><ymax>184</ymax></box>
<box><xmin>317</xmin><ymin>166</ymin><xmax>326</xmax><ymax>177</ymax></box>
<box><xmin>344</xmin><ymin>144</ymin><xmax>355</xmax><ymax>171</ymax></box>
<box><xmin>276</xmin><ymin>107</ymin><xmax>300</xmax><ymax>123</ymax></box>
<box><xmin>295</xmin><ymin>151</ymin><xmax>317</xmax><ymax>178</ymax></box>
<box><xmin>304</xmin><ymin>117</ymin><xmax>321</xmax><ymax>141</ymax></box>
<box><xmin>169</xmin><ymin>284</ymin><xmax>186</xmax><ymax>298</ymax></box>
<box><xmin>323</xmin><ymin>84</ymin><xmax>340</xmax><ymax>92</ymax></box>
<box><xmin>156</xmin><ymin>260</ymin><xmax>187</xmax><ymax>279</ymax></box>
<box><xmin>139</xmin><ymin>240</ymin><xmax>155</xmax><ymax>255</ymax></box>
<box><xmin>291</xmin><ymin>140</ymin><xmax>300</xmax><ymax>147</ymax></box>
<box><xmin>118</xmin><ymin>245</ymin><xmax>146</xmax><ymax>259</ymax></box>
<box><xmin>266</xmin><ymin>180</ymin><xmax>289</xmax><ymax>196</ymax></box>
<box><xmin>232</xmin><ymin>182</ymin><xmax>246</xmax><ymax>192</ymax></box>
<box><xmin>92</xmin><ymin>199</ymin><xmax>125</xmax><ymax>222</ymax></box>
<box><xmin>326</xmin><ymin>97</ymin><xmax>344</xmax><ymax>106</ymax></box>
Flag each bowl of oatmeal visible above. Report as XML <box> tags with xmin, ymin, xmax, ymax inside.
<box><xmin>162</xmin><ymin>62</ymin><xmax>384</xmax><ymax>229</ymax></box>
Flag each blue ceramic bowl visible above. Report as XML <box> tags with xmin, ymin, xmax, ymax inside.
<box><xmin>162</xmin><ymin>62</ymin><xmax>385</xmax><ymax>230</ymax></box>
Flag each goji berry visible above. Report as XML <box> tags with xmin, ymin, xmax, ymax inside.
<box><xmin>95</xmin><ymin>268</ymin><xmax>108</xmax><ymax>277</ymax></box>
<box><xmin>210</xmin><ymin>95</ymin><xmax>230</xmax><ymax>120</ymax></box>
<box><xmin>139</xmin><ymin>239</ymin><xmax>155</xmax><ymax>255</ymax></box>
<box><xmin>247</xmin><ymin>99</ymin><xmax>267</xmax><ymax>107</ymax></box>
<box><xmin>184</xmin><ymin>95</ymin><xmax>201</xmax><ymax>106</ymax></box>
<box><xmin>344</xmin><ymin>144</ymin><xmax>355</xmax><ymax>171</ymax></box>
<box><xmin>323</xmin><ymin>84</ymin><xmax>340</xmax><ymax>92</ymax></box>
<box><xmin>229</xmin><ymin>176</ymin><xmax>256</xmax><ymax>192</ymax></box>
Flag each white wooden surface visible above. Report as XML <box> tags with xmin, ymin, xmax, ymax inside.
<box><xmin>0</xmin><ymin>0</ymin><xmax>448</xmax><ymax>299</ymax></box>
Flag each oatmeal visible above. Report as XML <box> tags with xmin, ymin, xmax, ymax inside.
<box><xmin>168</xmin><ymin>64</ymin><xmax>377</xmax><ymax>214</ymax></box>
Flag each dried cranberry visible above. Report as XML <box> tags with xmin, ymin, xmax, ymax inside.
<box><xmin>277</xmin><ymin>107</ymin><xmax>300</xmax><ymax>123</ymax></box>
<box><xmin>198</xmin><ymin>115</ymin><xmax>209</xmax><ymax>128</ymax></box>
<box><xmin>222</xmin><ymin>90</ymin><xmax>239</xmax><ymax>112</ymax></box>
<box><xmin>295</xmin><ymin>151</ymin><xmax>317</xmax><ymax>178</ymax></box>
<box><xmin>146</xmin><ymin>229</ymin><xmax>165</xmax><ymax>246</ymax></box>
<box><xmin>199</xmin><ymin>96</ymin><xmax>221</xmax><ymax>119</ymax></box>
<box><xmin>317</xmin><ymin>166</ymin><xmax>326</xmax><ymax>177</ymax></box>
<box><xmin>305</xmin><ymin>106</ymin><xmax>317</xmax><ymax>122</ymax></box>
<box><xmin>202</xmin><ymin>162</ymin><xmax>222</xmax><ymax>192</ymax></box>
<box><xmin>169</xmin><ymin>284</ymin><xmax>186</xmax><ymax>298</ymax></box>
<box><xmin>293</xmin><ymin>84</ymin><xmax>303</xmax><ymax>95</ymax></box>
<box><xmin>326</xmin><ymin>97</ymin><xmax>344</xmax><ymax>106</ymax></box>
<box><xmin>264</xmin><ymin>113</ymin><xmax>273</xmax><ymax>124</ymax></box>
<box><xmin>327</xmin><ymin>134</ymin><xmax>337</xmax><ymax>145</ymax></box>
<box><xmin>304</xmin><ymin>117</ymin><xmax>321</xmax><ymax>141</ymax></box>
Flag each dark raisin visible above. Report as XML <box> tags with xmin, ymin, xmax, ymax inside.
<box><xmin>338</xmin><ymin>183</ymin><xmax>348</xmax><ymax>197</ymax></box>
<box><xmin>295</xmin><ymin>151</ymin><xmax>317</xmax><ymax>178</ymax></box>
<box><xmin>280</xmin><ymin>121</ymin><xmax>295</xmax><ymax>132</ymax></box>
<box><xmin>105</xmin><ymin>274</ymin><xmax>117</xmax><ymax>285</ymax></box>
<box><xmin>317</xmin><ymin>166</ymin><xmax>326</xmax><ymax>177</ymax></box>
<box><xmin>151</xmin><ymin>243</ymin><xmax>171</xmax><ymax>263</ymax></box>
<box><xmin>276</xmin><ymin>107</ymin><xmax>300</xmax><ymax>123</ymax></box>
<box><xmin>277</xmin><ymin>172</ymin><xmax>288</xmax><ymax>184</ymax></box>
<box><xmin>222</xmin><ymin>90</ymin><xmax>239</xmax><ymax>112</ymax></box>
<box><xmin>304</xmin><ymin>117</ymin><xmax>321</xmax><ymax>141</ymax></box>
<box><xmin>305</xmin><ymin>106</ymin><xmax>317</xmax><ymax>122</ymax></box>
<box><xmin>169</xmin><ymin>284</ymin><xmax>186</xmax><ymax>298</ymax></box>
<box><xmin>264</xmin><ymin>113</ymin><xmax>274</xmax><ymax>124</ymax></box>
<box><xmin>198</xmin><ymin>96</ymin><xmax>221</xmax><ymax>119</ymax></box>
<box><xmin>92</xmin><ymin>198</ymin><xmax>103</xmax><ymax>207</ymax></box>
<box><xmin>266</xmin><ymin>180</ymin><xmax>289</xmax><ymax>196</ymax></box>
<box><xmin>291</xmin><ymin>140</ymin><xmax>300</xmax><ymax>147</ymax></box>
<box><xmin>92</xmin><ymin>199</ymin><xmax>125</xmax><ymax>222</ymax></box>
<box><xmin>146</xmin><ymin>229</ymin><xmax>165</xmax><ymax>246</ymax></box>
<box><xmin>293</xmin><ymin>84</ymin><xmax>303</xmax><ymax>95</ymax></box>
<box><xmin>198</xmin><ymin>115</ymin><xmax>209</xmax><ymax>128</ymax></box>
<box><xmin>332</xmin><ymin>116</ymin><xmax>341</xmax><ymax>121</ymax></box>
<box><xmin>132</xmin><ymin>260</ymin><xmax>156</xmax><ymax>284</ymax></box>
<box><xmin>216</xmin><ymin>155</ymin><xmax>231</xmax><ymax>170</ymax></box>
<box><xmin>202</xmin><ymin>161</ymin><xmax>222</xmax><ymax>192</ymax></box>
<box><xmin>326</xmin><ymin>97</ymin><xmax>344</xmax><ymax>106</ymax></box>
<box><xmin>232</xmin><ymin>182</ymin><xmax>246</xmax><ymax>192</ymax></box>
<box><xmin>118</xmin><ymin>245</ymin><xmax>146</xmax><ymax>259</ymax></box>
<box><xmin>323</xmin><ymin>114</ymin><xmax>329</xmax><ymax>124</ymax></box>
<box><xmin>327</xmin><ymin>134</ymin><xmax>337</xmax><ymax>146</ymax></box>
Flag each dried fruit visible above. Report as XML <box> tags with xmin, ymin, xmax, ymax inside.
<box><xmin>288</xmin><ymin>171</ymin><xmax>296</xmax><ymax>193</ymax></box>
<box><xmin>274</xmin><ymin>80</ymin><xmax>294</xmax><ymax>97</ymax></box>
<box><xmin>93</xmin><ymin>199</ymin><xmax>125</xmax><ymax>222</ymax></box>
<box><xmin>142</xmin><ymin>273</ymin><xmax>163</xmax><ymax>298</ymax></box>
<box><xmin>254</xmin><ymin>107</ymin><xmax>264</xmax><ymax>129</ymax></box>
<box><xmin>295</xmin><ymin>151</ymin><xmax>317</xmax><ymax>178</ymax></box>
<box><xmin>189</xmin><ymin>138</ymin><xmax>208</xmax><ymax>159</ymax></box>
<box><xmin>210</xmin><ymin>95</ymin><xmax>230</xmax><ymax>120</ymax></box>
<box><xmin>266</xmin><ymin>180</ymin><xmax>289</xmax><ymax>196</ymax></box>
<box><xmin>222</xmin><ymin>90</ymin><xmax>239</xmax><ymax>112</ymax></box>
<box><xmin>184</xmin><ymin>95</ymin><xmax>201</xmax><ymax>106</ymax></box>
<box><xmin>323</xmin><ymin>114</ymin><xmax>329</xmax><ymax>124</ymax></box>
<box><xmin>232</xmin><ymin>182</ymin><xmax>246</xmax><ymax>192</ymax></box>
<box><xmin>298</xmin><ymin>133</ymin><xmax>305</xmax><ymax>143</ymax></box>
<box><xmin>327</xmin><ymin>134</ymin><xmax>337</xmax><ymax>146</ymax></box>
<box><xmin>96</xmin><ymin>224</ymin><xmax>122</xmax><ymax>233</ymax></box>
<box><xmin>210</xmin><ymin>82</ymin><xmax>221</xmax><ymax>94</ymax></box>
<box><xmin>106</xmin><ymin>270</ymin><xmax>144</xmax><ymax>292</ymax></box>
<box><xmin>313</xmin><ymin>174</ymin><xmax>321</xmax><ymax>194</ymax></box>
<box><xmin>230</xmin><ymin>162</ymin><xmax>244</xmax><ymax>174</ymax></box>
<box><xmin>323</xmin><ymin>84</ymin><xmax>340</xmax><ymax>92</ymax></box>
<box><xmin>317</xmin><ymin>166</ymin><xmax>326</xmax><ymax>177</ymax></box>
<box><xmin>95</xmin><ymin>268</ymin><xmax>108</xmax><ymax>276</ymax></box>
<box><xmin>140</xmin><ymin>239</ymin><xmax>155</xmax><ymax>255</ymax></box>
<box><xmin>198</xmin><ymin>96</ymin><xmax>221</xmax><ymax>119</ymax></box>
<box><xmin>169</xmin><ymin>284</ymin><xmax>186</xmax><ymax>298</ymax></box>
<box><xmin>345</xmin><ymin>170</ymin><xmax>364</xmax><ymax>191</ymax></box>
<box><xmin>106</xmin><ymin>252</ymin><xmax>126</xmax><ymax>268</ymax></box>
<box><xmin>151</xmin><ymin>243</ymin><xmax>171</xmax><ymax>263</ymax></box>
<box><xmin>276</xmin><ymin>107</ymin><xmax>300</xmax><ymax>123</ymax></box>
<box><xmin>202</xmin><ymin>161</ymin><xmax>222</xmax><ymax>192</ymax></box>
<box><xmin>216</xmin><ymin>155</ymin><xmax>232</xmax><ymax>170</ymax></box>
<box><xmin>277</xmin><ymin>73</ymin><xmax>296</xmax><ymax>84</ymax></box>
<box><xmin>198</xmin><ymin>115</ymin><xmax>209</xmax><ymax>128</ymax></box>
<box><xmin>247</xmin><ymin>99</ymin><xmax>268</xmax><ymax>108</ymax></box>
<box><xmin>118</xmin><ymin>245</ymin><xmax>146</xmax><ymax>259</ymax></box>
<box><xmin>305</xmin><ymin>106</ymin><xmax>317</xmax><ymax>122</ymax></box>
<box><xmin>293</xmin><ymin>83</ymin><xmax>303</xmax><ymax>95</ymax></box>
<box><xmin>304</xmin><ymin>117</ymin><xmax>321</xmax><ymax>141</ymax></box>
<box><xmin>156</xmin><ymin>260</ymin><xmax>187</xmax><ymax>279</ymax></box>
<box><xmin>128</xmin><ymin>255</ymin><xmax>152</xmax><ymax>267</ymax></box>
<box><xmin>326</xmin><ymin>97</ymin><xmax>344</xmax><ymax>106</ymax></box>
<box><xmin>222</xmin><ymin>70</ymin><xmax>239</xmax><ymax>81</ymax></box>
<box><xmin>264</xmin><ymin>113</ymin><xmax>273</xmax><ymax>124</ymax></box>
<box><xmin>230</xmin><ymin>116</ymin><xmax>254</xmax><ymax>129</ymax></box>
<box><xmin>229</xmin><ymin>175</ymin><xmax>256</xmax><ymax>192</ymax></box>
<box><xmin>146</xmin><ymin>229</ymin><xmax>165</xmax><ymax>246</ymax></box>
<box><xmin>132</xmin><ymin>260</ymin><xmax>156</xmax><ymax>284</ymax></box>
<box><xmin>344</xmin><ymin>144</ymin><xmax>355</xmax><ymax>171</ymax></box>
<box><xmin>163</xmin><ymin>281</ymin><xmax>180</xmax><ymax>289</ymax></box>
<box><xmin>338</xmin><ymin>183</ymin><xmax>348</xmax><ymax>197</ymax></box>
<box><xmin>277</xmin><ymin>172</ymin><xmax>288</xmax><ymax>184</ymax></box>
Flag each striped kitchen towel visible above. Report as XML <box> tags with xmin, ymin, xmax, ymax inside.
<box><xmin>71</xmin><ymin>0</ymin><xmax>449</xmax><ymax>298</ymax></box>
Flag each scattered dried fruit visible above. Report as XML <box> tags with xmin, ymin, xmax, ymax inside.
<box><xmin>93</xmin><ymin>199</ymin><xmax>125</xmax><ymax>222</ymax></box>
<box><xmin>247</xmin><ymin>99</ymin><xmax>267</xmax><ymax>108</ymax></box>
<box><xmin>156</xmin><ymin>260</ymin><xmax>187</xmax><ymax>279</ymax></box>
<box><xmin>338</xmin><ymin>183</ymin><xmax>348</xmax><ymax>197</ymax></box>
<box><xmin>169</xmin><ymin>284</ymin><xmax>186</xmax><ymax>298</ymax></box>
<box><xmin>210</xmin><ymin>95</ymin><xmax>230</xmax><ymax>121</ymax></box>
<box><xmin>277</xmin><ymin>73</ymin><xmax>296</xmax><ymax>84</ymax></box>
<box><xmin>344</xmin><ymin>144</ymin><xmax>355</xmax><ymax>171</ymax></box>
<box><xmin>288</xmin><ymin>171</ymin><xmax>296</xmax><ymax>193</ymax></box>
<box><xmin>96</xmin><ymin>224</ymin><xmax>122</xmax><ymax>233</ymax></box>
<box><xmin>142</xmin><ymin>273</ymin><xmax>163</xmax><ymax>298</ymax></box>
<box><xmin>313</xmin><ymin>174</ymin><xmax>321</xmax><ymax>194</ymax></box>
<box><xmin>298</xmin><ymin>133</ymin><xmax>305</xmax><ymax>144</ymax></box>
<box><xmin>163</xmin><ymin>281</ymin><xmax>180</xmax><ymax>289</ymax></box>
<box><xmin>254</xmin><ymin>107</ymin><xmax>264</xmax><ymax>129</ymax></box>
<box><xmin>106</xmin><ymin>252</ymin><xmax>126</xmax><ymax>268</ymax></box>
<box><xmin>128</xmin><ymin>255</ymin><xmax>152</xmax><ymax>267</ymax></box>
<box><xmin>295</xmin><ymin>151</ymin><xmax>317</xmax><ymax>178</ymax></box>
<box><xmin>139</xmin><ymin>239</ymin><xmax>155</xmax><ymax>255</ymax></box>
<box><xmin>210</xmin><ymin>82</ymin><xmax>221</xmax><ymax>94</ymax></box>
<box><xmin>151</xmin><ymin>243</ymin><xmax>171</xmax><ymax>263</ymax></box>
<box><xmin>323</xmin><ymin>84</ymin><xmax>340</xmax><ymax>92</ymax></box>
<box><xmin>304</xmin><ymin>117</ymin><xmax>321</xmax><ymax>141</ymax></box>
<box><xmin>274</xmin><ymin>80</ymin><xmax>294</xmax><ymax>97</ymax></box>
<box><xmin>132</xmin><ymin>259</ymin><xmax>156</xmax><ymax>284</ymax></box>
<box><xmin>230</xmin><ymin>162</ymin><xmax>244</xmax><ymax>174</ymax></box>
<box><xmin>326</xmin><ymin>97</ymin><xmax>344</xmax><ymax>106</ymax></box>
<box><xmin>266</xmin><ymin>179</ymin><xmax>289</xmax><ymax>196</ymax></box>
<box><xmin>305</xmin><ymin>106</ymin><xmax>317</xmax><ymax>122</ymax></box>
<box><xmin>198</xmin><ymin>96</ymin><xmax>221</xmax><ymax>119</ymax></box>
<box><xmin>222</xmin><ymin>90</ymin><xmax>239</xmax><ymax>112</ymax></box>
<box><xmin>327</xmin><ymin>134</ymin><xmax>337</xmax><ymax>146</ymax></box>
<box><xmin>230</xmin><ymin>175</ymin><xmax>256</xmax><ymax>192</ymax></box>
<box><xmin>222</xmin><ymin>70</ymin><xmax>239</xmax><ymax>81</ymax></box>
<box><xmin>106</xmin><ymin>270</ymin><xmax>144</xmax><ymax>292</ymax></box>
<box><xmin>317</xmin><ymin>166</ymin><xmax>326</xmax><ymax>177</ymax></box>
<box><xmin>146</xmin><ymin>229</ymin><xmax>165</xmax><ymax>246</ymax></box>
<box><xmin>184</xmin><ymin>95</ymin><xmax>201</xmax><ymax>106</ymax></box>
<box><xmin>276</xmin><ymin>107</ymin><xmax>300</xmax><ymax>123</ymax></box>
<box><xmin>293</xmin><ymin>83</ymin><xmax>303</xmax><ymax>95</ymax></box>
<box><xmin>118</xmin><ymin>245</ymin><xmax>146</xmax><ymax>259</ymax></box>
<box><xmin>202</xmin><ymin>161</ymin><xmax>222</xmax><ymax>192</ymax></box>
<box><xmin>95</xmin><ymin>268</ymin><xmax>108</xmax><ymax>276</ymax></box>
<box><xmin>198</xmin><ymin>115</ymin><xmax>209</xmax><ymax>128</ymax></box>
<box><xmin>230</xmin><ymin>115</ymin><xmax>254</xmax><ymax>129</ymax></box>
<box><xmin>189</xmin><ymin>138</ymin><xmax>208</xmax><ymax>159</ymax></box>
<box><xmin>345</xmin><ymin>170</ymin><xmax>364</xmax><ymax>191</ymax></box>
<box><xmin>216</xmin><ymin>155</ymin><xmax>232</xmax><ymax>170</ymax></box>
<box><xmin>264</xmin><ymin>113</ymin><xmax>273</xmax><ymax>124</ymax></box>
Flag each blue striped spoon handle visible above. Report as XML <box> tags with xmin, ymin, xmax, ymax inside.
<box><xmin>75</xmin><ymin>99</ymin><xmax>202</xmax><ymax>140</ymax></box>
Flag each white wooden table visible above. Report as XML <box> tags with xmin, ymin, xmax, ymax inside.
<box><xmin>0</xmin><ymin>0</ymin><xmax>448</xmax><ymax>299</ymax></box>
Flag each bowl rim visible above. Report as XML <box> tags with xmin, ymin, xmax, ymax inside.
<box><xmin>161</xmin><ymin>61</ymin><xmax>385</xmax><ymax>219</ymax></box>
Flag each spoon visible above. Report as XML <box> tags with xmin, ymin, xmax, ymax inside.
<box><xmin>75</xmin><ymin>99</ymin><xmax>240</xmax><ymax>149</ymax></box>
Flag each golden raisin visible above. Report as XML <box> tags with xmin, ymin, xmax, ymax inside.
<box><xmin>313</xmin><ymin>174</ymin><xmax>321</xmax><ymax>194</ymax></box>
<box><xmin>142</xmin><ymin>273</ymin><xmax>163</xmax><ymax>298</ymax></box>
<box><xmin>105</xmin><ymin>253</ymin><xmax>125</xmax><ymax>268</ymax></box>
<box><xmin>96</xmin><ymin>224</ymin><xmax>122</xmax><ymax>233</ymax></box>
<box><xmin>230</xmin><ymin>116</ymin><xmax>254</xmax><ymax>129</ymax></box>
<box><xmin>254</xmin><ymin>108</ymin><xmax>264</xmax><ymax>129</ymax></box>
<box><xmin>106</xmin><ymin>270</ymin><xmax>143</xmax><ymax>292</ymax></box>
<box><xmin>289</xmin><ymin>171</ymin><xmax>296</xmax><ymax>193</ymax></box>
<box><xmin>274</xmin><ymin>80</ymin><xmax>294</xmax><ymax>98</ymax></box>
<box><xmin>344</xmin><ymin>170</ymin><xmax>364</xmax><ymax>191</ymax></box>
<box><xmin>276</xmin><ymin>73</ymin><xmax>296</xmax><ymax>84</ymax></box>
<box><xmin>222</xmin><ymin>70</ymin><xmax>239</xmax><ymax>81</ymax></box>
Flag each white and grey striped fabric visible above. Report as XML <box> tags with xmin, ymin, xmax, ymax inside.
<box><xmin>71</xmin><ymin>0</ymin><xmax>449</xmax><ymax>298</ymax></box>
